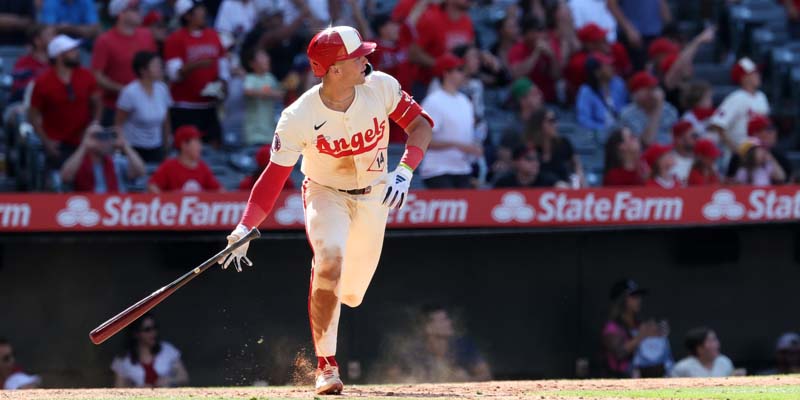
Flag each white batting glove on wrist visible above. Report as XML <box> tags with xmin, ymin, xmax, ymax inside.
<box><xmin>219</xmin><ymin>223</ymin><xmax>253</xmax><ymax>272</ymax></box>
<box><xmin>381</xmin><ymin>165</ymin><xmax>413</xmax><ymax>209</ymax></box>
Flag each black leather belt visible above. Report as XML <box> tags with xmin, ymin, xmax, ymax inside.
<box><xmin>338</xmin><ymin>186</ymin><xmax>372</xmax><ymax>195</ymax></box>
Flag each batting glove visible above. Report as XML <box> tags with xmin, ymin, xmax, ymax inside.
<box><xmin>381</xmin><ymin>165</ymin><xmax>413</xmax><ymax>209</ymax></box>
<box><xmin>219</xmin><ymin>224</ymin><xmax>253</xmax><ymax>272</ymax></box>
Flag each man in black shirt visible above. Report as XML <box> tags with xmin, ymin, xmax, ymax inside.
<box><xmin>495</xmin><ymin>146</ymin><xmax>563</xmax><ymax>188</ymax></box>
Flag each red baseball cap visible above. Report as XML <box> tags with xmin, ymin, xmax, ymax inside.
<box><xmin>628</xmin><ymin>71</ymin><xmax>659</xmax><ymax>93</ymax></box>
<box><xmin>255</xmin><ymin>144</ymin><xmax>271</xmax><ymax>167</ymax></box>
<box><xmin>577</xmin><ymin>23</ymin><xmax>607</xmax><ymax>43</ymax></box>
<box><xmin>694</xmin><ymin>139</ymin><xmax>721</xmax><ymax>159</ymax></box>
<box><xmin>142</xmin><ymin>10</ymin><xmax>162</xmax><ymax>26</ymax></box>
<box><xmin>174</xmin><ymin>125</ymin><xmax>202</xmax><ymax>149</ymax></box>
<box><xmin>730</xmin><ymin>57</ymin><xmax>758</xmax><ymax>85</ymax></box>
<box><xmin>307</xmin><ymin>26</ymin><xmax>376</xmax><ymax>77</ymax></box>
<box><xmin>659</xmin><ymin>52</ymin><xmax>678</xmax><ymax>74</ymax></box>
<box><xmin>648</xmin><ymin>38</ymin><xmax>679</xmax><ymax>59</ymax></box>
<box><xmin>747</xmin><ymin>114</ymin><xmax>774</xmax><ymax>136</ymax></box>
<box><xmin>434</xmin><ymin>53</ymin><xmax>464</xmax><ymax>77</ymax></box>
<box><xmin>672</xmin><ymin>120</ymin><xmax>694</xmax><ymax>140</ymax></box>
<box><xmin>642</xmin><ymin>144</ymin><xmax>673</xmax><ymax>169</ymax></box>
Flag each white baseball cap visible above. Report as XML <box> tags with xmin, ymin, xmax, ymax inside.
<box><xmin>175</xmin><ymin>0</ymin><xmax>202</xmax><ymax>16</ymax></box>
<box><xmin>108</xmin><ymin>0</ymin><xmax>137</xmax><ymax>17</ymax></box>
<box><xmin>777</xmin><ymin>332</ymin><xmax>800</xmax><ymax>351</ymax></box>
<box><xmin>48</xmin><ymin>35</ymin><xmax>81</xmax><ymax>58</ymax></box>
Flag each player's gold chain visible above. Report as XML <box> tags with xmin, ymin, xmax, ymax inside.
<box><xmin>320</xmin><ymin>90</ymin><xmax>355</xmax><ymax>106</ymax></box>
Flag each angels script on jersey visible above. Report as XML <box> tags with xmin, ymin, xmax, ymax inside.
<box><xmin>315</xmin><ymin>117</ymin><xmax>386</xmax><ymax>158</ymax></box>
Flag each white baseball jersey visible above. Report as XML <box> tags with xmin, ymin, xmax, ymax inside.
<box><xmin>709</xmin><ymin>89</ymin><xmax>770</xmax><ymax>147</ymax></box>
<box><xmin>270</xmin><ymin>71</ymin><xmax>416</xmax><ymax>190</ymax></box>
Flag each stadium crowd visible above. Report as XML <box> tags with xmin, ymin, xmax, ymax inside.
<box><xmin>0</xmin><ymin>0</ymin><xmax>798</xmax><ymax>193</ymax></box>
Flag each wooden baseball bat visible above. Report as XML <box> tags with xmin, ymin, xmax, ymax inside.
<box><xmin>89</xmin><ymin>228</ymin><xmax>261</xmax><ymax>345</ymax></box>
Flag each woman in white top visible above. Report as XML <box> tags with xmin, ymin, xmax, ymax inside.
<box><xmin>671</xmin><ymin>327</ymin><xmax>735</xmax><ymax>378</ymax></box>
<box><xmin>115</xmin><ymin>51</ymin><xmax>173</xmax><ymax>163</ymax></box>
<box><xmin>111</xmin><ymin>313</ymin><xmax>189</xmax><ymax>387</ymax></box>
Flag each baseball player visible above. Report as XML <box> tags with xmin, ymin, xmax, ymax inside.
<box><xmin>219</xmin><ymin>26</ymin><xmax>433</xmax><ymax>395</ymax></box>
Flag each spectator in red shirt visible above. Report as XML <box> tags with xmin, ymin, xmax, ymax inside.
<box><xmin>59</xmin><ymin>124</ymin><xmax>146</xmax><ymax>193</ymax></box>
<box><xmin>29</xmin><ymin>34</ymin><xmax>102</xmax><ymax>167</ymax></box>
<box><xmin>148</xmin><ymin>125</ymin><xmax>222</xmax><ymax>193</ymax></box>
<box><xmin>642</xmin><ymin>144</ymin><xmax>680</xmax><ymax>188</ymax></box>
<box><xmin>688</xmin><ymin>139</ymin><xmax>721</xmax><ymax>186</ymax></box>
<box><xmin>366</xmin><ymin>14</ymin><xmax>411</xmax><ymax>89</ymax></box>
<box><xmin>508</xmin><ymin>16</ymin><xmax>559</xmax><ymax>103</ymax></box>
<box><xmin>238</xmin><ymin>144</ymin><xmax>294</xmax><ymax>191</ymax></box>
<box><xmin>10</xmin><ymin>25</ymin><xmax>55</xmax><ymax>103</ymax></box>
<box><xmin>164</xmin><ymin>0</ymin><xmax>228</xmax><ymax>146</ymax></box>
<box><xmin>603</xmin><ymin>127</ymin><xmax>646</xmax><ymax>186</ymax></box>
<box><xmin>408</xmin><ymin>0</ymin><xmax>474</xmax><ymax>89</ymax></box>
<box><xmin>565</xmin><ymin>23</ymin><xmax>632</xmax><ymax>102</ymax></box>
<box><xmin>91</xmin><ymin>0</ymin><xmax>158</xmax><ymax>125</ymax></box>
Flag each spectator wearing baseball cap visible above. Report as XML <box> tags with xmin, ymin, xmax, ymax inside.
<box><xmin>39</xmin><ymin>0</ymin><xmax>100</xmax><ymax>39</ymax></box>
<box><xmin>670</xmin><ymin>327</ymin><xmax>736</xmax><ymax>378</ymax></box>
<box><xmin>238</xmin><ymin>144</ymin><xmax>295</xmax><ymax>191</ymax></box>
<box><xmin>768</xmin><ymin>332</ymin><xmax>800</xmax><ymax>374</ymax></box>
<box><xmin>669</xmin><ymin>121</ymin><xmax>696</xmax><ymax>183</ymax></box>
<box><xmin>148</xmin><ymin>125</ymin><xmax>222</xmax><ymax>193</ymax></box>
<box><xmin>603</xmin><ymin>127</ymin><xmax>646</xmax><ymax>186</ymax></box>
<box><xmin>603</xmin><ymin>278</ymin><xmax>671</xmax><ymax>378</ymax></box>
<box><xmin>420</xmin><ymin>54</ymin><xmax>480</xmax><ymax>189</ymax></box>
<box><xmin>568</xmin><ymin>0</ymin><xmax>617</xmax><ymax>43</ymax></box>
<box><xmin>607</xmin><ymin>0</ymin><xmax>672</xmax><ymax>70</ymax></box>
<box><xmin>164</xmin><ymin>0</ymin><xmax>228</xmax><ymax>147</ymax></box>
<box><xmin>726</xmin><ymin>115</ymin><xmax>792</xmax><ymax>184</ymax></box>
<box><xmin>29</xmin><ymin>34</ymin><xmax>102</xmax><ymax>171</ymax></box>
<box><xmin>91</xmin><ymin>0</ymin><xmax>158</xmax><ymax>126</ymax></box>
<box><xmin>564</xmin><ymin>23</ymin><xmax>631</xmax><ymax>102</ymax></box>
<box><xmin>575</xmin><ymin>52</ymin><xmax>628</xmax><ymax>133</ymax></box>
<box><xmin>508</xmin><ymin>16</ymin><xmax>559</xmax><ymax>103</ymax></box>
<box><xmin>731</xmin><ymin>137</ymin><xmax>786</xmax><ymax>186</ymax></box>
<box><xmin>709</xmin><ymin>58</ymin><xmax>770</xmax><ymax>154</ymax></box>
<box><xmin>687</xmin><ymin>139</ymin><xmax>721</xmax><ymax>186</ymax></box>
<box><xmin>643</xmin><ymin>144</ymin><xmax>680</xmax><ymax>188</ymax></box>
<box><xmin>619</xmin><ymin>71</ymin><xmax>678</xmax><ymax>147</ymax></box>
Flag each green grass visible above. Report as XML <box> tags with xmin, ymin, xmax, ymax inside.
<box><xmin>541</xmin><ymin>385</ymin><xmax>800</xmax><ymax>400</ymax></box>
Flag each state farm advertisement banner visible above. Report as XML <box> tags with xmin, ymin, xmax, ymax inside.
<box><xmin>0</xmin><ymin>186</ymin><xmax>798</xmax><ymax>232</ymax></box>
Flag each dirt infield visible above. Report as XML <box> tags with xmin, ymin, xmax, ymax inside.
<box><xmin>2</xmin><ymin>376</ymin><xmax>799</xmax><ymax>400</ymax></box>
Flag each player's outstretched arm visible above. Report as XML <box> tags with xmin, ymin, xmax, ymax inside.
<box><xmin>382</xmin><ymin>114</ymin><xmax>433</xmax><ymax>209</ymax></box>
<box><xmin>218</xmin><ymin>162</ymin><xmax>293</xmax><ymax>271</ymax></box>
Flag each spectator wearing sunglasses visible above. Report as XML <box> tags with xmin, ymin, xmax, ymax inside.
<box><xmin>29</xmin><ymin>34</ymin><xmax>102</xmax><ymax>169</ymax></box>
<box><xmin>111</xmin><ymin>314</ymin><xmax>189</xmax><ymax>388</ymax></box>
<box><xmin>524</xmin><ymin>108</ymin><xmax>584</xmax><ymax>187</ymax></box>
<box><xmin>0</xmin><ymin>338</ymin><xmax>41</xmax><ymax>390</ymax></box>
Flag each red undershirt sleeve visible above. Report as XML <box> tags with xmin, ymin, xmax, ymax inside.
<box><xmin>239</xmin><ymin>162</ymin><xmax>294</xmax><ymax>228</ymax></box>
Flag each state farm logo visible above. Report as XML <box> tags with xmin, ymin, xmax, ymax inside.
<box><xmin>57</xmin><ymin>197</ymin><xmax>100</xmax><ymax>227</ymax></box>
<box><xmin>702</xmin><ymin>190</ymin><xmax>745</xmax><ymax>221</ymax></box>
<box><xmin>492</xmin><ymin>192</ymin><xmax>534</xmax><ymax>223</ymax></box>
<box><xmin>275</xmin><ymin>194</ymin><xmax>305</xmax><ymax>225</ymax></box>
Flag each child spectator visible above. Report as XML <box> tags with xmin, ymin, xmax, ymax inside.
<box><xmin>115</xmin><ymin>51</ymin><xmax>173</xmax><ymax>163</ymax></box>
<box><xmin>91</xmin><ymin>0</ymin><xmax>158</xmax><ymax>125</ymax></box>
<box><xmin>495</xmin><ymin>146</ymin><xmax>563</xmax><ymax>188</ymax></box>
<box><xmin>148</xmin><ymin>125</ymin><xmax>222</xmax><ymax>193</ymax></box>
<box><xmin>164</xmin><ymin>0</ymin><xmax>228</xmax><ymax>146</ymax></box>
<box><xmin>9</xmin><ymin>25</ymin><xmax>54</xmax><ymax>103</ymax></box>
<box><xmin>38</xmin><ymin>0</ymin><xmax>100</xmax><ymax>39</ymax></box>
<box><xmin>603</xmin><ymin>127</ymin><xmax>645</xmax><ymax>186</ymax></box>
<box><xmin>112</xmin><ymin>314</ymin><xmax>189</xmax><ymax>387</ymax></box>
<box><xmin>60</xmin><ymin>124</ymin><xmax>146</xmax><ymax>193</ymax></box>
<box><xmin>671</xmin><ymin>328</ymin><xmax>735</xmax><ymax>378</ymax></box>
<box><xmin>670</xmin><ymin>121</ymin><xmax>696</xmax><ymax>183</ymax></box>
<box><xmin>732</xmin><ymin>138</ymin><xmax>786</xmax><ymax>186</ymax></box>
<box><xmin>0</xmin><ymin>338</ymin><xmax>41</xmax><ymax>390</ymax></box>
<box><xmin>420</xmin><ymin>54</ymin><xmax>480</xmax><ymax>189</ymax></box>
<box><xmin>680</xmin><ymin>80</ymin><xmax>715</xmax><ymax>140</ymax></box>
<box><xmin>619</xmin><ymin>71</ymin><xmax>678</xmax><ymax>147</ymax></box>
<box><xmin>238</xmin><ymin>144</ymin><xmax>294</xmax><ymax>191</ymax></box>
<box><xmin>643</xmin><ymin>144</ymin><xmax>680</xmax><ymax>188</ymax></box>
<box><xmin>29</xmin><ymin>34</ymin><xmax>102</xmax><ymax>167</ymax></box>
<box><xmin>688</xmin><ymin>139</ymin><xmax>721</xmax><ymax>186</ymax></box>
<box><xmin>242</xmin><ymin>48</ymin><xmax>283</xmax><ymax>146</ymax></box>
<box><xmin>575</xmin><ymin>52</ymin><xmax>628</xmax><ymax>133</ymax></box>
<box><xmin>525</xmin><ymin>108</ymin><xmax>584</xmax><ymax>187</ymax></box>
<box><xmin>508</xmin><ymin>16</ymin><xmax>559</xmax><ymax>103</ymax></box>
<box><xmin>603</xmin><ymin>279</ymin><xmax>672</xmax><ymax>378</ymax></box>
<box><xmin>726</xmin><ymin>115</ymin><xmax>792</xmax><ymax>184</ymax></box>
<box><xmin>709</xmin><ymin>58</ymin><xmax>770</xmax><ymax>154</ymax></box>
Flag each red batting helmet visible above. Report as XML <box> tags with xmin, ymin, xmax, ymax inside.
<box><xmin>307</xmin><ymin>26</ymin><xmax>376</xmax><ymax>77</ymax></box>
